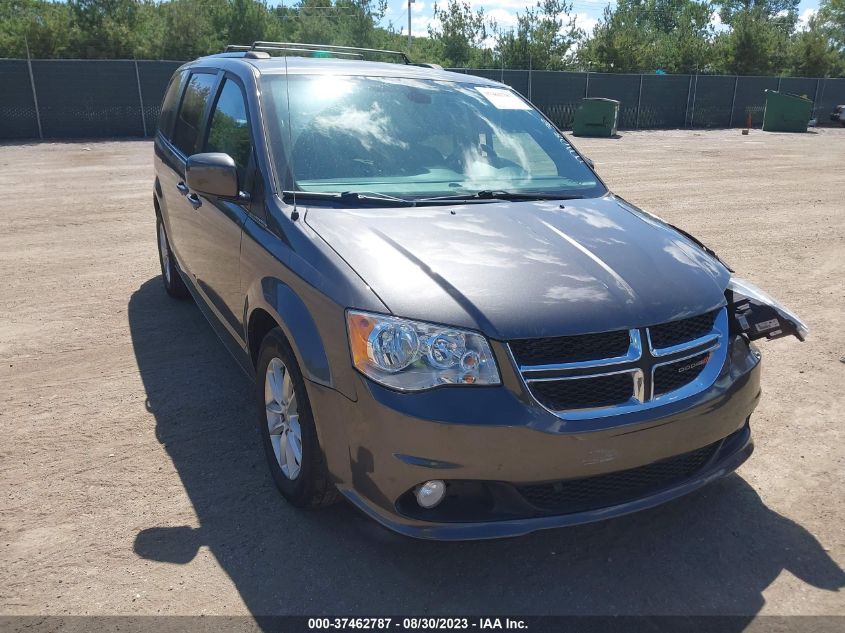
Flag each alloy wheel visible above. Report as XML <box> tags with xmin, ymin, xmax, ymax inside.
<box><xmin>265</xmin><ymin>357</ymin><xmax>302</xmax><ymax>480</ymax></box>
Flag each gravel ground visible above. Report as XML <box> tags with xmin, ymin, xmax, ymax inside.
<box><xmin>1</xmin><ymin>129</ymin><xmax>843</xmax><ymax>618</ymax></box>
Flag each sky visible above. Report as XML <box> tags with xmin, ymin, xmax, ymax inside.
<box><xmin>377</xmin><ymin>0</ymin><xmax>823</xmax><ymax>42</ymax></box>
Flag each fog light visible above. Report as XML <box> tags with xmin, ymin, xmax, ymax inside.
<box><xmin>415</xmin><ymin>480</ymin><xmax>446</xmax><ymax>509</ymax></box>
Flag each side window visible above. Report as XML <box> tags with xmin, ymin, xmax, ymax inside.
<box><xmin>171</xmin><ymin>72</ymin><xmax>217</xmax><ymax>156</ymax></box>
<box><xmin>205</xmin><ymin>79</ymin><xmax>252</xmax><ymax>186</ymax></box>
<box><xmin>158</xmin><ymin>70</ymin><xmax>187</xmax><ymax>139</ymax></box>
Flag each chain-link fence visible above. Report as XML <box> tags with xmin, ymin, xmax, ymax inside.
<box><xmin>2</xmin><ymin>58</ymin><xmax>844</xmax><ymax>140</ymax></box>
<box><xmin>455</xmin><ymin>68</ymin><xmax>845</xmax><ymax>131</ymax></box>
<box><xmin>0</xmin><ymin>59</ymin><xmax>182</xmax><ymax>140</ymax></box>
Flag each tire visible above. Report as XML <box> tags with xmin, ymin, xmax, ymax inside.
<box><xmin>256</xmin><ymin>328</ymin><xmax>339</xmax><ymax>508</ymax></box>
<box><xmin>156</xmin><ymin>215</ymin><xmax>189</xmax><ymax>299</ymax></box>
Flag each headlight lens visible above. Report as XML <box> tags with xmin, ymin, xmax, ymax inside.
<box><xmin>347</xmin><ymin>310</ymin><xmax>501</xmax><ymax>391</ymax></box>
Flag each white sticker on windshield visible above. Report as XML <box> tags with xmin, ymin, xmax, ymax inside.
<box><xmin>476</xmin><ymin>87</ymin><xmax>531</xmax><ymax>110</ymax></box>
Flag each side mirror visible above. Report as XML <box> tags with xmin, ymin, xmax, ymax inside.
<box><xmin>186</xmin><ymin>153</ymin><xmax>239</xmax><ymax>198</ymax></box>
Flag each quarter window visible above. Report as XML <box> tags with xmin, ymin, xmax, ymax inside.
<box><xmin>172</xmin><ymin>72</ymin><xmax>216</xmax><ymax>156</ymax></box>
<box><xmin>205</xmin><ymin>79</ymin><xmax>252</xmax><ymax>185</ymax></box>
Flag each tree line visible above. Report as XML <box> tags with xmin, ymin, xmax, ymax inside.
<box><xmin>2</xmin><ymin>0</ymin><xmax>843</xmax><ymax>76</ymax></box>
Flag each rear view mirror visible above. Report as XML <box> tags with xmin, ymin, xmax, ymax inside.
<box><xmin>186</xmin><ymin>153</ymin><xmax>239</xmax><ymax>198</ymax></box>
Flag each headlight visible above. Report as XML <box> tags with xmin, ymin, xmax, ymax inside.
<box><xmin>727</xmin><ymin>277</ymin><xmax>809</xmax><ymax>341</ymax></box>
<box><xmin>346</xmin><ymin>310</ymin><xmax>501</xmax><ymax>391</ymax></box>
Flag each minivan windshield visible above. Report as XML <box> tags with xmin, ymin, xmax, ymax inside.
<box><xmin>262</xmin><ymin>74</ymin><xmax>606</xmax><ymax>201</ymax></box>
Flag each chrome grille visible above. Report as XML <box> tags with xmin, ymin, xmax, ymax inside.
<box><xmin>649</xmin><ymin>310</ymin><xmax>719</xmax><ymax>350</ymax></box>
<box><xmin>653</xmin><ymin>350</ymin><xmax>711</xmax><ymax>396</ymax></box>
<box><xmin>530</xmin><ymin>372</ymin><xmax>633</xmax><ymax>410</ymax></box>
<box><xmin>511</xmin><ymin>307</ymin><xmax>728</xmax><ymax>418</ymax></box>
<box><xmin>510</xmin><ymin>330</ymin><xmax>630</xmax><ymax>366</ymax></box>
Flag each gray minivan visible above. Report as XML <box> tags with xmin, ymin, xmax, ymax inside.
<box><xmin>153</xmin><ymin>42</ymin><xmax>807</xmax><ymax>540</ymax></box>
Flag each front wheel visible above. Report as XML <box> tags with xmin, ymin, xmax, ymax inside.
<box><xmin>256</xmin><ymin>329</ymin><xmax>339</xmax><ymax>508</ymax></box>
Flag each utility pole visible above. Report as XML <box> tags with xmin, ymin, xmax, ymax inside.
<box><xmin>408</xmin><ymin>0</ymin><xmax>413</xmax><ymax>50</ymax></box>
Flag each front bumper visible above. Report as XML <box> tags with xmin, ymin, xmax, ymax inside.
<box><xmin>308</xmin><ymin>335</ymin><xmax>761</xmax><ymax>540</ymax></box>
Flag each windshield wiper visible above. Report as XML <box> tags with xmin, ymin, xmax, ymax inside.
<box><xmin>415</xmin><ymin>190</ymin><xmax>586</xmax><ymax>203</ymax></box>
<box><xmin>282</xmin><ymin>189</ymin><xmax>585</xmax><ymax>207</ymax></box>
<box><xmin>282</xmin><ymin>190</ymin><xmax>414</xmax><ymax>207</ymax></box>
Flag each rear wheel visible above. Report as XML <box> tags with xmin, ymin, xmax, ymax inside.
<box><xmin>156</xmin><ymin>216</ymin><xmax>189</xmax><ymax>299</ymax></box>
<box><xmin>256</xmin><ymin>328</ymin><xmax>339</xmax><ymax>508</ymax></box>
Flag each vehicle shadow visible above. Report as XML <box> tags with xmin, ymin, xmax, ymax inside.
<box><xmin>129</xmin><ymin>277</ymin><xmax>844</xmax><ymax>619</ymax></box>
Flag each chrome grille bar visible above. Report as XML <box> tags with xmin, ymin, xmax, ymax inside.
<box><xmin>510</xmin><ymin>307</ymin><xmax>729</xmax><ymax>419</ymax></box>
<box><xmin>519</xmin><ymin>330</ymin><xmax>642</xmax><ymax>375</ymax></box>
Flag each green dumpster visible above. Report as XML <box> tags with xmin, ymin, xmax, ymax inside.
<box><xmin>762</xmin><ymin>90</ymin><xmax>813</xmax><ymax>133</ymax></box>
<box><xmin>573</xmin><ymin>98</ymin><xmax>619</xmax><ymax>137</ymax></box>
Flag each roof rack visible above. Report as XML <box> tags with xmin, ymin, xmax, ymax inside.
<box><xmin>224</xmin><ymin>41</ymin><xmax>411</xmax><ymax>64</ymax></box>
<box><xmin>226</xmin><ymin>45</ymin><xmax>363</xmax><ymax>60</ymax></box>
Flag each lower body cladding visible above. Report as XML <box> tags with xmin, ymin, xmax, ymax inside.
<box><xmin>308</xmin><ymin>335</ymin><xmax>761</xmax><ymax>540</ymax></box>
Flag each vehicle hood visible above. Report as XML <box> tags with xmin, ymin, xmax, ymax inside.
<box><xmin>305</xmin><ymin>195</ymin><xmax>730</xmax><ymax>340</ymax></box>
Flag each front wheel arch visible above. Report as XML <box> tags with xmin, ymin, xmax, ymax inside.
<box><xmin>245</xmin><ymin>281</ymin><xmax>333</xmax><ymax>388</ymax></box>
<box><xmin>248</xmin><ymin>307</ymin><xmax>282</xmax><ymax>370</ymax></box>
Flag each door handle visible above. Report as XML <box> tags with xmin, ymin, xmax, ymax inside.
<box><xmin>186</xmin><ymin>193</ymin><xmax>202</xmax><ymax>209</ymax></box>
<box><xmin>176</xmin><ymin>181</ymin><xmax>190</xmax><ymax>196</ymax></box>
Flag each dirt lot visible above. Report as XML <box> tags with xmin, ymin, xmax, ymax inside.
<box><xmin>1</xmin><ymin>129</ymin><xmax>843</xmax><ymax>618</ymax></box>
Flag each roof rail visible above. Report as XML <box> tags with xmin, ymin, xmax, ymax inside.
<box><xmin>226</xmin><ymin>45</ymin><xmax>363</xmax><ymax>60</ymax></box>
<box><xmin>224</xmin><ymin>41</ymin><xmax>411</xmax><ymax>64</ymax></box>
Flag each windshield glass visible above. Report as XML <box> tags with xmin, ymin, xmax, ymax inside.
<box><xmin>261</xmin><ymin>74</ymin><xmax>605</xmax><ymax>200</ymax></box>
